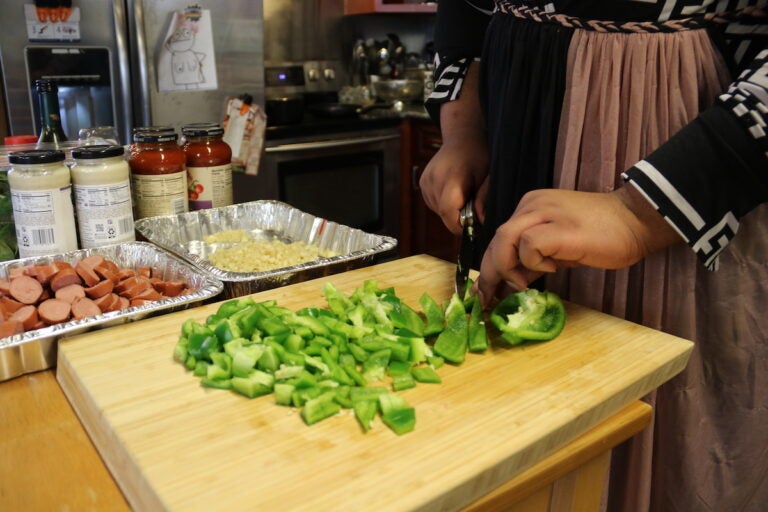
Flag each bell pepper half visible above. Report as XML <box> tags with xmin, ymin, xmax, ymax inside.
<box><xmin>490</xmin><ymin>289</ymin><xmax>566</xmax><ymax>345</ymax></box>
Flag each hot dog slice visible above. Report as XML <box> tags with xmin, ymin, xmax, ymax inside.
<box><xmin>50</xmin><ymin>268</ymin><xmax>82</xmax><ymax>292</ymax></box>
<box><xmin>55</xmin><ymin>284</ymin><xmax>86</xmax><ymax>304</ymax></box>
<box><xmin>80</xmin><ymin>254</ymin><xmax>105</xmax><ymax>269</ymax></box>
<box><xmin>74</xmin><ymin>262</ymin><xmax>101</xmax><ymax>287</ymax></box>
<box><xmin>71</xmin><ymin>297</ymin><xmax>102</xmax><ymax>320</ymax></box>
<box><xmin>84</xmin><ymin>279</ymin><xmax>114</xmax><ymax>299</ymax></box>
<box><xmin>162</xmin><ymin>281</ymin><xmax>186</xmax><ymax>297</ymax></box>
<box><xmin>0</xmin><ymin>278</ymin><xmax>11</xmax><ymax>296</ymax></box>
<box><xmin>0</xmin><ymin>296</ymin><xmax>25</xmax><ymax>314</ymax></box>
<box><xmin>0</xmin><ymin>320</ymin><xmax>24</xmax><ymax>338</ymax></box>
<box><xmin>9</xmin><ymin>275</ymin><xmax>44</xmax><ymax>305</ymax></box>
<box><xmin>9</xmin><ymin>305</ymin><xmax>39</xmax><ymax>331</ymax></box>
<box><xmin>38</xmin><ymin>298</ymin><xmax>72</xmax><ymax>325</ymax></box>
<box><xmin>93</xmin><ymin>293</ymin><xmax>118</xmax><ymax>313</ymax></box>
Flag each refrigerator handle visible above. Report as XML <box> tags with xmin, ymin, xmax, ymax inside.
<box><xmin>131</xmin><ymin>0</ymin><xmax>151</xmax><ymax>126</ymax></box>
<box><xmin>112</xmin><ymin>0</ymin><xmax>134</xmax><ymax>143</ymax></box>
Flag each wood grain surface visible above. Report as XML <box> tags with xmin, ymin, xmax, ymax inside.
<box><xmin>56</xmin><ymin>255</ymin><xmax>693</xmax><ymax>511</ymax></box>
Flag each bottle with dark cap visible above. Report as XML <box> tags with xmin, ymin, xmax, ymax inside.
<box><xmin>34</xmin><ymin>79</ymin><xmax>68</xmax><ymax>146</ymax></box>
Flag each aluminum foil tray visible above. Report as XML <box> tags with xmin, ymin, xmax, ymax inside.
<box><xmin>135</xmin><ymin>200</ymin><xmax>398</xmax><ymax>300</ymax></box>
<box><xmin>0</xmin><ymin>242</ymin><xmax>224</xmax><ymax>382</ymax></box>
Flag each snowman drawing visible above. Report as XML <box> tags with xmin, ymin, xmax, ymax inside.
<box><xmin>165</xmin><ymin>9</ymin><xmax>205</xmax><ymax>88</ymax></box>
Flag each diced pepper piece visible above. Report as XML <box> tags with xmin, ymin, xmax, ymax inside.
<box><xmin>419</xmin><ymin>292</ymin><xmax>445</xmax><ymax>336</ymax></box>
<box><xmin>391</xmin><ymin>373</ymin><xmax>416</xmax><ymax>391</ymax></box>
<box><xmin>200</xmin><ymin>377</ymin><xmax>232</xmax><ymax>390</ymax></box>
<box><xmin>187</xmin><ymin>330</ymin><xmax>219</xmax><ymax>361</ymax></box>
<box><xmin>468</xmin><ymin>295</ymin><xmax>488</xmax><ymax>352</ymax></box>
<box><xmin>353</xmin><ymin>399</ymin><xmax>378</xmax><ymax>432</ymax></box>
<box><xmin>490</xmin><ymin>289</ymin><xmax>566</xmax><ymax>345</ymax></box>
<box><xmin>379</xmin><ymin>393</ymin><xmax>416</xmax><ymax>435</ymax></box>
<box><xmin>301</xmin><ymin>391</ymin><xmax>341</xmax><ymax>425</ymax></box>
<box><xmin>349</xmin><ymin>386</ymin><xmax>388</xmax><ymax>403</ymax></box>
<box><xmin>323</xmin><ymin>282</ymin><xmax>354</xmax><ymax>316</ymax></box>
<box><xmin>427</xmin><ymin>355</ymin><xmax>445</xmax><ymax>369</ymax></box>
<box><xmin>411</xmin><ymin>366</ymin><xmax>442</xmax><ymax>384</ymax></box>
<box><xmin>231</xmin><ymin>374</ymin><xmax>273</xmax><ymax>398</ymax></box>
<box><xmin>362</xmin><ymin>348</ymin><xmax>391</xmax><ymax>384</ymax></box>
<box><xmin>432</xmin><ymin>294</ymin><xmax>468</xmax><ymax>363</ymax></box>
<box><xmin>274</xmin><ymin>383</ymin><xmax>295</xmax><ymax>406</ymax></box>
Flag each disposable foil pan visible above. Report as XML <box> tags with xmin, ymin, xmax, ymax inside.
<box><xmin>0</xmin><ymin>242</ymin><xmax>224</xmax><ymax>382</ymax></box>
<box><xmin>135</xmin><ymin>200</ymin><xmax>398</xmax><ymax>300</ymax></box>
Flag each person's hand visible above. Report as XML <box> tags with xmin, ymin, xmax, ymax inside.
<box><xmin>475</xmin><ymin>186</ymin><xmax>683</xmax><ymax>305</ymax></box>
<box><xmin>420</xmin><ymin>61</ymin><xmax>488</xmax><ymax>234</ymax></box>
<box><xmin>419</xmin><ymin>135</ymin><xmax>489</xmax><ymax>234</ymax></box>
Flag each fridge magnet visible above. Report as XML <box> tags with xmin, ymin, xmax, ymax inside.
<box><xmin>156</xmin><ymin>5</ymin><xmax>218</xmax><ymax>92</ymax></box>
<box><xmin>24</xmin><ymin>2</ymin><xmax>80</xmax><ymax>42</ymax></box>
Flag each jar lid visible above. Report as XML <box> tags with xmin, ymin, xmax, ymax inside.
<box><xmin>181</xmin><ymin>123</ymin><xmax>224</xmax><ymax>137</ymax></box>
<box><xmin>72</xmin><ymin>144</ymin><xmax>126</xmax><ymax>159</ymax></box>
<box><xmin>8</xmin><ymin>149</ymin><xmax>65</xmax><ymax>164</ymax></box>
<box><xmin>133</xmin><ymin>131</ymin><xmax>179</xmax><ymax>143</ymax></box>
<box><xmin>132</xmin><ymin>125</ymin><xmax>175</xmax><ymax>134</ymax></box>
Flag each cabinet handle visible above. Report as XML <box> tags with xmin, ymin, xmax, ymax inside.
<box><xmin>411</xmin><ymin>165</ymin><xmax>421</xmax><ymax>191</ymax></box>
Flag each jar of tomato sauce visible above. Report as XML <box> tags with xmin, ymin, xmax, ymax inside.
<box><xmin>181</xmin><ymin>123</ymin><xmax>233</xmax><ymax>210</ymax></box>
<box><xmin>128</xmin><ymin>130</ymin><xmax>188</xmax><ymax>219</ymax></box>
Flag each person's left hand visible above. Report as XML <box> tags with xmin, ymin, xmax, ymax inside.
<box><xmin>474</xmin><ymin>186</ymin><xmax>682</xmax><ymax>306</ymax></box>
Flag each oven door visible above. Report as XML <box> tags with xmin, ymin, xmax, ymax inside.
<box><xmin>232</xmin><ymin>128</ymin><xmax>401</xmax><ymax>239</ymax></box>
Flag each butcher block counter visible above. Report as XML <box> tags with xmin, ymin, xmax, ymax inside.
<box><xmin>0</xmin><ymin>255</ymin><xmax>693</xmax><ymax>511</ymax></box>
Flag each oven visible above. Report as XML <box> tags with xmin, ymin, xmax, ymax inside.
<box><xmin>232</xmin><ymin>126</ymin><xmax>401</xmax><ymax>239</ymax></box>
<box><xmin>232</xmin><ymin>60</ymin><xmax>403</xmax><ymax>239</ymax></box>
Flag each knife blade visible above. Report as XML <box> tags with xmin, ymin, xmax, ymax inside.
<box><xmin>455</xmin><ymin>200</ymin><xmax>475</xmax><ymax>298</ymax></box>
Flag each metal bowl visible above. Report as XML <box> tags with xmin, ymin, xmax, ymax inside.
<box><xmin>372</xmin><ymin>79</ymin><xmax>423</xmax><ymax>103</ymax></box>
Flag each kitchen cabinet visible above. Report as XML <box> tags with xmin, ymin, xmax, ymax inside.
<box><xmin>399</xmin><ymin>117</ymin><xmax>460</xmax><ymax>262</ymax></box>
<box><xmin>344</xmin><ymin>0</ymin><xmax>437</xmax><ymax>14</ymax></box>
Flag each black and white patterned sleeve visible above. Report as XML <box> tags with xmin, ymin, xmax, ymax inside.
<box><xmin>622</xmin><ymin>49</ymin><xmax>768</xmax><ymax>270</ymax></box>
<box><xmin>424</xmin><ymin>0</ymin><xmax>493</xmax><ymax>124</ymax></box>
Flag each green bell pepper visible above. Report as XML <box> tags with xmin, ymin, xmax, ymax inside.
<box><xmin>490</xmin><ymin>289</ymin><xmax>566</xmax><ymax>345</ymax></box>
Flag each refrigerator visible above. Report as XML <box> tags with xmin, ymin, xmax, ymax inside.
<box><xmin>0</xmin><ymin>0</ymin><xmax>265</xmax><ymax>144</ymax></box>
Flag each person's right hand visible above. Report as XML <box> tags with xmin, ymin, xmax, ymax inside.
<box><xmin>419</xmin><ymin>135</ymin><xmax>489</xmax><ymax>234</ymax></box>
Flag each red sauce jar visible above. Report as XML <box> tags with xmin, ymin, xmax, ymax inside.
<box><xmin>128</xmin><ymin>130</ymin><xmax>188</xmax><ymax>218</ymax></box>
<box><xmin>181</xmin><ymin>123</ymin><xmax>233</xmax><ymax>210</ymax></box>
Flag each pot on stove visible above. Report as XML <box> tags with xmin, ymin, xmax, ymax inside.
<box><xmin>265</xmin><ymin>95</ymin><xmax>304</xmax><ymax>126</ymax></box>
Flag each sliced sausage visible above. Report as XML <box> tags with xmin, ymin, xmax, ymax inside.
<box><xmin>137</xmin><ymin>267</ymin><xmax>152</xmax><ymax>278</ymax></box>
<box><xmin>0</xmin><ymin>320</ymin><xmax>24</xmax><ymax>338</ymax></box>
<box><xmin>93</xmin><ymin>293</ymin><xmax>118</xmax><ymax>313</ymax></box>
<box><xmin>9</xmin><ymin>305</ymin><xmax>39</xmax><ymax>331</ymax></box>
<box><xmin>33</xmin><ymin>263</ymin><xmax>60</xmax><ymax>286</ymax></box>
<box><xmin>53</xmin><ymin>261</ymin><xmax>73</xmax><ymax>271</ymax></box>
<box><xmin>118</xmin><ymin>296</ymin><xmax>130</xmax><ymax>310</ymax></box>
<box><xmin>0</xmin><ymin>278</ymin><xmax>11</xmax><ymax>296</ymax></box>
<box><xmin>131</xmin><ymin>288</ymin><xmax>163</xmax><ymax>302</ymax></box>
<box><xmin>10</xmin><ymin>275</ymin><xmax>44</xmax><ymax>305</ymax></box>
<box><xmin>162</xmin><ymin>281</ymin><xmax>186</xmax><ymax>297</ymax></box>
<box><xmin>38</xmin><ymin>299</ymin><xmax>71</xmax><ymax>324</ymax></box>
<box><xmin>71</xmin><ymin>297</ymin><xmax>102</xmax><ymax>320</ymax></box>
<box><xmin>115</xmin><ymin>269</ymin><xmax>136</xmax><ymax>281</ymax></box>
<box><xmin>80</xmin><ymin>254</ymin><xmax>105</xmax><ymax>269</ymax></box>
<box><xmin>8</xmin><ymin>267</ymin><xmax>26</xmax><ymax>279</ymax></box>
<box><xmin>94</xmin><ymin>265</ymin><xmax>119</xmax><ymax>284</ymax></box>
<box><xmin>84</xmin><ymin>279</ymin><xmax>114</xmax><ymax>299</ymax></box>
<box><xmin>50</xmin><ymin>268</ymin><xmax>82</xmax><ymax>292</ymax></box>
<box><xmin>129</xmin><ymin>298</ymin><xmax>155</xmax><ymax>307</ymax></box>
<box><xmin>0</xmin><ymin>296</ymin><xmax>25</xmax><ymax>314</ymax></box>
<box><xmin>55</xmin><ymin>284</ymin><xmax>86</xmax><ymax>304</ymax></box>
<box><xmin>74</xmin><ymin>262</ymin><xmax>101</xmax><ymax>287</ymax></box>
<box><xmin>115</xmin><ymin>276</ymin><xmax>152</xmax><ymax>295</ymax></box>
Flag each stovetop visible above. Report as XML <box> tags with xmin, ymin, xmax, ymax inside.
<box><xmin>265</xmin><ymin>112</ymin><xmax>403</xmax><ymax>141</ymax></box>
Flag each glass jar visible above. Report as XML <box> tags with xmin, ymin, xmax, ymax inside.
<box><xmin>7</xmin><ymin>149</ymin><xmax>78</xmax><ymax>257</ymax></box>
<box><xmin>181</xmin><ymin>123</ymin><xmax>233</xmax><ymax>210</ymax></box>
<box><xmin>128</xmin><ymin>130</ymin><xmax>188</xmax><ymax>219</ymax></box>
<box><xmin>71</xmin><ymin>144</ymin><xmax>135</xmax><ymax>248</ymax></box>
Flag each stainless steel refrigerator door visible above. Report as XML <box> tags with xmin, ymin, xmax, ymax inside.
<box><xmin>0</xmin><ymin>0</ymin><xmax>133</xmax><ymax>142</ymax></box>
<box><xmin>127</xmin><ymin>0</ymin><xmax>264</xmax><ymax>131</ymax></box>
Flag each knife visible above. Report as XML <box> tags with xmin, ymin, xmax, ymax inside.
<box><xmin>455</xmin><ymin>200</ymin><xmax>475</xmax><ymax>297</ymax></box>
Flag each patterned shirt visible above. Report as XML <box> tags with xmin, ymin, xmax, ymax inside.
<box><xmin>427</xmin><ymin>0</ymin><xmax>767</xmax><ymax>269</ymax></box>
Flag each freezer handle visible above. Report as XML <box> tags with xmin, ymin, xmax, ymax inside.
<box><xmin>264</xmin><ymin>134</ymin><xmax>400</xmax><ymax>153</ymax></box>
<box><xmin>131</xmin><ymin>0</ymin><xmax>151</xmax><ymax>126</ymax></box>
<box><xmin>112</xmin><ymin>0</ymin><xmax>134</xmax><ymax>142</ymax></box>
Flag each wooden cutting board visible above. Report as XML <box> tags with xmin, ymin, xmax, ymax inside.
<box><xmin>57</xmin><ymin>255</ymin><xmax>693</xmax><ymax>511</ymax></box>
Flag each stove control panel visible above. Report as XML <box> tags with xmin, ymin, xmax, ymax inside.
<box><xmin>265</xmin><ymin>60</ymin><xmax>343</xmax><ymax>95</ymax></box>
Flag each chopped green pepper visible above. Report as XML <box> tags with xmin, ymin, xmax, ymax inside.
<box><xmin>490</xmin><ymin>289</ymin><xmax>566</xmax><ymax>345</ymax></box>
<box><xmin>432</xmin><ymin>294</ymin><xmax>468</xmax><ymax>363</ymax></box>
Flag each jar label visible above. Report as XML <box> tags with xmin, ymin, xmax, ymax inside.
<box><xmin>131</xmin><ymin>171</ymin><xmax>188</xmax><ymax>218</ymax></box>
<box><xmin>74</xmin><ymin>180</ymin><xmax>136</xmax><ymax>248</ymax></box>
<box><xmin>11</xmin><ymin>185</ymin><xmax>78</xmax><ymax>257</ymax></box>
<box><xmin>187</xmin><ymin>164</ymin><xmax>233</xmax><ymax>210</ymax></box>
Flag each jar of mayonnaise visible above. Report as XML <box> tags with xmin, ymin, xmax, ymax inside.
<box><xmin>8</xmin><ymin>149</ymin><xmax>78</xmax><ymax>258</ymax></box>
<box><xmin>71</xmin><ymin>144</ymin><xmax>135</xmax><ymax>248</ymax></box>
